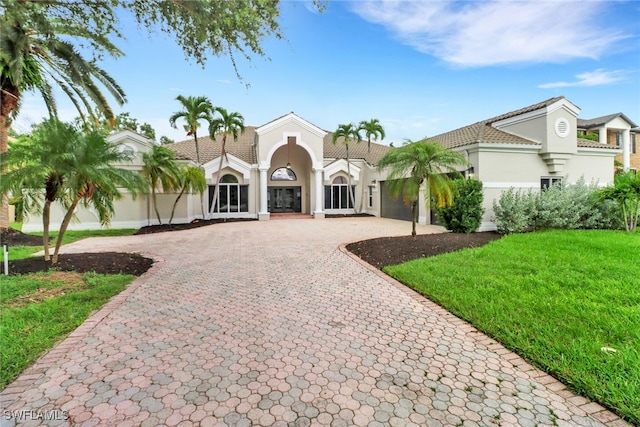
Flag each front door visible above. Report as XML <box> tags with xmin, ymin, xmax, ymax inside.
<box><xmin>268</xmin><ymin>187</ymin><xmax>301</xmax><ymax>213</ymax></box>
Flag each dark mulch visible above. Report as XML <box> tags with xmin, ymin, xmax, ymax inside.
<box><xmin>3</xmin><ymin>219</ymin><xmax>501</xmax><ymax>277</ymax></box>
<box><xmin>1</xmin><ymin>229</ymin><xmax>45</xmax><ymax>246</ymax></box>
<box><xmin>135</xmin><ymin>218</ymin><xmax>256</xmax><ymax>235</ymax></box>
<box><xmin>346</xmin><ymin>232</ymin><xmax>502</xmax><ymax>269</ymax></box>
<box><xmin>7</xmin><ymin>252</ymin><xmax>154</xmax><ymax>276</ymax></box>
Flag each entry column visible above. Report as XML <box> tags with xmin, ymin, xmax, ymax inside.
<box><xmin>259</xmin><ymin>167</ymin><xmax>270</xmax><ymax>220</ymax></box>
<box><xmin>313</xmin><ymin>167</ymin><xmax>325</xmax><ymax>219</ymax></box>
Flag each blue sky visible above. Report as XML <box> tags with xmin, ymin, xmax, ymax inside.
<box><xmin>13</xmin><ymin>0</ymin><xmax>640</xmax><ymax>145</ymax></box>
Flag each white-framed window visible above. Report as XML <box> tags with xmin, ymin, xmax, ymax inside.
<box><xmin>324</xmin><ymin>176</ymin><xmax>354</xmax><ymax>209</ymax></box>
<box><xmin>541</xmin><ymin>177</ymin><xmax>562</xmax><ymax>190</ymax></box>
<box><xmin>368</xmin><ymin>186</ymin><xmax>374</xmax><ymax>208</ymax></box>
<box><xmin>210</xmin><ymin>174</ymin><xmax>248</xmax><ymax>213</ymax></box>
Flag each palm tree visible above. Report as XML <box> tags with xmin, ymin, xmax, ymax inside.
<box><xmin>331</xmin><ymin>123</ymin><xmax>362</xmax><ymax>213</ymax></box>
<box><xmin>0</xmin><ymin>122</ymin><xmax>72</xmax><ymax>260</ymax></box>
<box><xmin>208</xmin><ymin>107</ymin><xmax>245</xmax><ymax>214</ymax></box>
<box><xmin>52</xmin><ymin>128</ymin><xmax>146</xmax><ymax>264</ymax></box>
<box><xmin>0</xmin><ymin>6</ymin><xmax>125</xmax><ymax>230</ymax></box>
<box><xmin>169</xmin><ymin>95</ymin><xmax>213</xmax><ymax>219</ymax></box>
<box><xmin>141</xmin><ymin>145</ymin><xmax>181</xmax><ymax>225</ymax></box>
<box><xmin>377</xmin><ymin>139</ymin><xmax>466</xmax><ymax>237</ymax></box>
<box><xmin>168</xmin><ymin>95</ymin><xmax>214</xmax><ymax>166</ymax></box>
<box><xmin>169</xmin><ymin>165</ymin><xmax>206</xmax><ymax>225</ymax></box>
<box><xmin>359</xmin><ymin>118</ymin><xmax>385</xmax><ymax>153</ymax></box>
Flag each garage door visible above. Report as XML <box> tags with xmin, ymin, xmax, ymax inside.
<box><xmin>380</xmin><ymin>180</ymin><xmax>412</xmax><ymax>221</ymax></box>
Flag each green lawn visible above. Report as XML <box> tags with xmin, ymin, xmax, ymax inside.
<box><xmin>0</xmin><ymin>226</ymin><xmax>138</xmax><ymax>389</ymax></box>
<box><xmin>385</xmin><ymin>230</ymin><xmax>640</xmax><ymax>425</ymax></box>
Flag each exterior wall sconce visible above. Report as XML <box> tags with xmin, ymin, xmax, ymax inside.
<box><xmin>466</xmin><ymin>166</ymin><xmax>475</xmax><ymax>179</ymax></box>
<box><xmin>371</xmin><ymin>179</ymin><xmax>377</xmax><ymax>185</ymax></box>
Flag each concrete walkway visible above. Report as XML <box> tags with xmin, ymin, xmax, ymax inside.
<box><xmin>0</xmin><ymin>218</ymin><xmax>629</xmax><ymax>426</ymax></box>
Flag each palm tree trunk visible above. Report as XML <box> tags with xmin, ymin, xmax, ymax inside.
<box><xmin>0</xmin><ymin>114</ymin><xmax>10</xmax><ymax>231</ymax></box>
<box><xmin>210</xmin><ymin>137</ymin><xmax>227</xmax><ymax>215</ymax></box>
<box><xmin>152</xmin><ymin>187</ymin><xmax>162</xmax><ymax>225</ymax></box>
<box><xmin>52</xmin><ymin>197</ymin><xmax>80</xmax><ymax>264</ymax></box>
<box><xmin>42</xmin><ymin>200</ymin><xmax>52</xmax><ymax>261</ymax></box>
<box><xmin>169</xmin><ymin>188</ymin><xmax>186</xmax><ymax>225</ymax></box>
<box><xmin>346</xmin><ymin>145</ymin><xmax>358</xmax><ymax>214</ymax></box>
<box><xmin>411</xmin><ymin>200</ymin><xmax>418</xmax><ymax>237</ymax></box>
<box><xmin>193</xmin><ymin>133</ymin><xmax>201</xmax><ymax>165</ymax></box>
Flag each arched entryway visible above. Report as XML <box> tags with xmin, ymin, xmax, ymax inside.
<box><xmin>267</xmin><ymin>137</ymin><xmax>312</xmax><ymax>214</ymax></box>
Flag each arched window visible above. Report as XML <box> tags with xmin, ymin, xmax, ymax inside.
<box><xmin>271</xmin><ymin>167</ymin><xmax>297</xmax><ymax>181</ymax></box>
<box><xmin>324</xmin><ymin>176</ymin><xmax>353</xmax><ymax>210</ymax></box>
<box><xmin>221</xmin><ymin>174</ymin><xmax>238</xmax><ymax>183</ymax></box>
<box><xmin>210</xmin><ymin>174</ymin><xmax>248</xmax><ymax>213</ymax></box>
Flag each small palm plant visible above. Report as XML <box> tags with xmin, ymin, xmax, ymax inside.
<box><xmin>169</xmin><ymin>165</ymin><xmax>206</xmax><ymax>225</ymax></box>
<box><xmin>596</xmin><ymin>171</ymin><xmax>640</xmax><ymax>231</ymax></box>
<box><xmin>377</xmin><ymin>139</ymin><xmax>465</xmax><ymax>237</ymax></box>
<box><xmin>141</xmin><ymin>145</ymin><xmax>181</xmax><ymax>225</ymax></box>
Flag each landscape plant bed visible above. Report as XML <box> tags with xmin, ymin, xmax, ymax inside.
<box><xmin>7</xmin><ymin>252</ymin><xmax>154</xmax><ymax>276</ymax></box>
<box><xmin>135</xmin><ymin>217</ymin><xmax>256</xmax><ymax>235</ymax></box>
<box><xmin>346</xmin><ymin>231</ymin><xmax>501</xmax><ymax>269</ymax></box>
<box><xmin>381</xmin><ymin>230</ymin><xmax>640</xmax><ymax>425</ymax></box>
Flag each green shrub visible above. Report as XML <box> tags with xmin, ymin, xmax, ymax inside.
<box><xmin>493</xmin><ymin>178</ymin><xmax>621</xmax><ymax>234</ymax></box>
<box><xmin>436</xmin><ymin>179</ymin><xmax>484</xmax><ymax>233</ymax></box>
<box><xmin>492</xmin><ymin>188</ymin><xmax>538</xmax><ymax>234</ymax></box>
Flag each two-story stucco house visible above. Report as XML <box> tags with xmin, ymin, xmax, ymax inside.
<box><xmin>576</xmin><ymin>113</ymin><xmax>639</xmax><ymax>173</ymax></box>
<box><xmin>21</xmin><ymin>96</ymin><xmax>625</xmax><ymax>233</ymax></box>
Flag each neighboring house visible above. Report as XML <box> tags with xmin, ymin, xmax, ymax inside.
<box><xmin>21</xmin><ymin>97</ymin><xmax>624</xmax><ymax>232</ymax></box>
<box><xmin>576</xmin><ymin>113</ymin><xmax>639</xmax><ymax>173</ymax></box>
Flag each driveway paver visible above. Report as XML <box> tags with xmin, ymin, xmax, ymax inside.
<box><xmin>0</xmin><ymin>218</ymin><xmax>631</xmax><ymax>426</ymax></box>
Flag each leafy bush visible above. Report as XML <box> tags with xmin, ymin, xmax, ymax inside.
<box><xmin>492</xmin><ymin>188</ymin><xmax>538</xmax><ymax>234</ymax></box>
<box><xmin>437</xmin><ymin>179</ymin><xmax>484</xmax><ymax>233</ymax></box>
<box><xmin>493</xmin><ymin>178</ymin><xmax>620</xmax><ymax>234</ymax></box>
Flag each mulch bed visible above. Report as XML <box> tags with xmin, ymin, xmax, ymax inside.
<box><xmin>7</xmin><ymin>252</ymin><xmax>154</xmax><ymax>276</ymax></box>
<box><xmin>135</xmin><ymin>218</ymin><xmax>256</xmax><ymax>235</ymax></box>
<box><xmin>346</xmin><ymin>232</ymin><xmax>502</xmax><ymax>269</ymax></box>
<box><xmin>3</xmin><ymin>220</ymin><xmax>502</xmax><ymax>276</ymax></box>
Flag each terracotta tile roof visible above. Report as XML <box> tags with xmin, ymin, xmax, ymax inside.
<box><xmin>322</xmin><ymin>133</ymin><xmax>391</xmax><ymax>165</ymax></box>
<box><xmin>484</xmin><ymin>96</ymin><xmax>567</xmax><ymax>124</ymax></box>
<box><xmin>169</xmin><ymin>126</ymin><xmax>392</xmax><ymax>166</ymax></box>
<box><xmin>576</xmin><ymin>138</ymin><xmax>620</xmax><ymax>150</ymax></box>
<box><xmin>169</xmin><ymin>127</ymin><xmax>258</xmax><ymax>164</ymax></box>
<box><xmin>428</xmin><ymin>98</ymin><xmax>571</xmax><ymax>149</ymax></box>
<box><xmin>431</xmin><ymin>122</ymin><xmax>538</xmax><ymax>149</ymax></box>
<box><xmin>577</xmin><ymin>113</ymin><xmax>638</xmax><ymax>129</ymax></box>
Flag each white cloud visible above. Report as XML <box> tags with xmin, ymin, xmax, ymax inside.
<box><xmin>538</xmin><ymin>69</ymin><xmax>627</xmax><ymax>88</ymax></box>
<box><xmin>351</xmin><ymin>1</ymin><xmax>626</xmax><ymax>67</ymax></box>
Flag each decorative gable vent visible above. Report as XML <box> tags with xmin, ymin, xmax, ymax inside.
<box><xmin>555</xmin><ymin>118</ymin><xmax>570</xmax><ymax>138</ymax></box>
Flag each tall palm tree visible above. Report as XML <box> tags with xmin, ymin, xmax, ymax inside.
<box><xmin>169</xmin><ymin>165</ymin><xmax>206</xmax><ymax>225</ymax></box>
<box><xmin>208</xmin><ymin>107</ymin><xmax>245</xmax><ymax>214</ymax></box>
<box><xmin>0</xmin><ymin>6</ymin><xmax>125</xmax><ymax>230</ymax></box>
<box><xmin>141</xmin><ymin>145</ymin><xmax>181</xmax><ymax>225</ymax></box>
<box><xmin>332</xmin><ymin>123</ymin><xmax>362</xmax><ymax>213</ymax></box>
<box><xmin>168</xmin><ymin>95</ymin><xmax>214</xmax><ymax>166</ymax></box>
<box><xmin>359</xmin><ymin>118</ymin><xmax>385</xmax><ymax>153</ymax></box>
<box><xmin>52</xmin><ymin>128</ymin><xmax>146</xmax><ymax>264</ymax></box>
<box><xmin>377</xmin><ymin>139</ymin><xmax>466</xmax><ymax>237</ymax></box>
<box><xmin>169</xmin><ymin>95</ymin><xmax>213</xmax><ymax>218</ymax></box>
<box><xmin>0</xmin><ymin>120</ymin><xmax>78</xmax><ymax>260</ymax></box>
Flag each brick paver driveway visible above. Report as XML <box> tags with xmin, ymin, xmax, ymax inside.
<box><xmin>1</xmin><ymin>218</ymin><xmax>628</xmax><ymax>426</ymax></box>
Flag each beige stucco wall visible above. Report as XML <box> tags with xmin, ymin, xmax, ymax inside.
<box><xmin>466</xmin><ymin>144</ymin><xmax>616</xmax><ymax>231</ymax></box>
<box><xmin>497</xmin><ymin>114</ymin><xmax>546</xmax><ymax>144</ymax></box>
